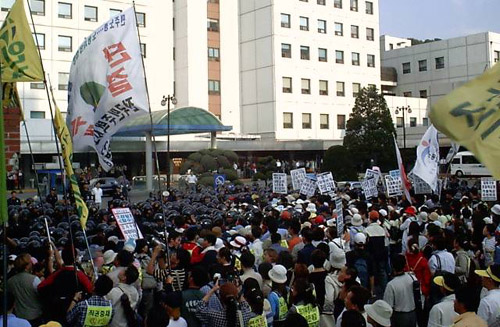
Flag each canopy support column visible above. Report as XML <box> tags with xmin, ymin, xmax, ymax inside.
<box><xmin>145</xmin><ymin>132</ymin><xmax>153</xmax><ymax>192</ymax></box>
<box><xmin>210</xmin><ymin>132</ymin><xmax>217</xmax><ymax>149</ymax></box>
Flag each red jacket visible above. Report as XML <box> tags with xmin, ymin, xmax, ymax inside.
<box><xmin>182</xmin><ymin>242</ymin><xmax>204</xmax><ymax>265</ymax></box>
<box><xmin>405</xmin><ymin>252</ymin><xmax>431</xmax><ymax>296</ymax></box>
<box><xmin>38</xmin><ymin>266</ymin><xmax>93</xmax><ymax>294</ymax></box>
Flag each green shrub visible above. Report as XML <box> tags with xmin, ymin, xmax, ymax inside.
<box><xmin>188</xmin><ymin>152</ymin><xmax>202</xmax><ymax>162</ymax></box>
<box><xmin>221</xmin><ymin>168</ymin><xmax>238</xmax><ymax>181</ymax></box>
<box><xmin>191</xmin><ymin>162</ymin><xmax>204</xmax><ymax>174</ymax></box>
<box><xmin>222</xmin><ymin>150</ymin><xmax>238</xmax><ymax>163</ymax></box>
<box><xmin>210</xmin><ymin>149</ymin><xmax>224</xmax><ymax>157</ymax></box>
<box><xmin>200</xmin><ymin>155</ymin><xmax>218</xmax><ymax>171</ymax></box>
<box><xmin>199</xmin><ymin>149</ymin><xmax>211</xmax><ymax>155</ymax></box>
<box><xmin>179</xmin><ymin>160</ymin><xmax>193</xmax><ymax>174</ymax></box>
<box><xmin>199</xmin><ymin>176</ymin><xmax>214</xmax><ymax>186</ymax></box>
<box><xmin>217</xmin><ymin>155</ymin><xmax>231</xmax><ymax>169</ymax></box>
<box><xmin>253</xmin><ymin>172</ymin><xmax>266</xmax><ymax>181</ymax></box>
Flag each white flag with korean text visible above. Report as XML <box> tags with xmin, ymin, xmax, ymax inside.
<box><xmin>67</xmin><ymin>8</ymin><xmax>148</xmax><ymax>171</ymax></box>
<box><xmin>413</xmin><ymin>125</ymin><xmax>440</xmax><ymax>192</ymax></box>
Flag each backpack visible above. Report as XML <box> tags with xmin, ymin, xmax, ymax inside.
<box><xmin>354</xmin><ymin>257</ymin><xmax>369</xmax><ymax>288</ymax></box>
<box><xmin>408</xmin><ymin>273</ymin><xmax>424</xmax><ymax>327</ymax></box>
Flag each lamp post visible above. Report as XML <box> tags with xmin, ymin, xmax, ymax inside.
<box><xmin>395</xmin><ymin>105</ymin><xmax>411</xmax><ymax>148</ymax></box>
<box><xmin>161</xmin><ymin>95</ymin><xmax>177</xmax><ymax>190</ymax></box>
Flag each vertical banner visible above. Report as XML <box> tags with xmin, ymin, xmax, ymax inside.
<box><xmin>481</xmin><ymin>178</ymin><xmax>498</xmax><ymax>202</ymax></box>
<box><xmin>413</xmin><ymin>125</ymin><xmax>440</xmax><ymax>192</ymax></box>
<box><xmin>317</xmin><ymin>172</ymin><xmax>336</xmax><ymax>194</ymax></box>
<box><xmin>290</xmin><ymin>168</ymin><xmax>307</xmax><ymax>190</ymax></box>
<box><xmin>362</xmin><ymin>169</ymin><xmax>379</xmax><ymax>199</ymax></box>
<box><xmin>272</xmin><ymin>173</ymin><xmax>288</xmax><ymax>194</ymax></box>
<box><xmin>300</xmin><ymin>177</ymin><xmax>317</xmax><ymax>197</ymax></box>
<box><xmin>336</xmin><ymin>198</ymin><xmax>344</xmax><ymax>237</ymax></box>
<box><xmin>67</xmin><ymin>8</ymin><xmax>148</xmax><ymax>171</ymax></box>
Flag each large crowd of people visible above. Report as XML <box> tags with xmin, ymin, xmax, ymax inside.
<box><xmin>2</xmin><ymin>177</ymin><xmax>500</xmax><ymax>327</ymax></box>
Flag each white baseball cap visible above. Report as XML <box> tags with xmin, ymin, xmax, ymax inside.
<box><xmin>354</xmin><ymin>233</ymin><xmax>367</xmax><ymax>245</ymax></box>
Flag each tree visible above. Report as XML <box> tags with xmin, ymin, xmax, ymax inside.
<box><xmin>343</xmin><ymin>86</ymin><xmax>396</xmax><ymax>171</ymax></box>
<box><xmin>322</xmin><ymin>145</ymin><xmax>358</xmax><ymax>181</ymax></box>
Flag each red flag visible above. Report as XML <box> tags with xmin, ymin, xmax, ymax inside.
<box><xmin>394</xmin><ymin>137</ymin><xmax>412</xmax><ymax>204</ymax></box>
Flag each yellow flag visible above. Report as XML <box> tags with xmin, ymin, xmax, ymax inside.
<box><xmin>2</xmin><ymin>83</ymin><xmax>22</xmax><ymax>114</ymax></box>
<box><xmin>0</xmin><ymin>0</ymin><xmax>44</xmax><ymax>82</ymax></box>
<box><xmin>430</xmin><ymin>63</ymin><xmax>500</xmax><ymax>179</ymax></box>
<box><xmin>51</xmin><ymin>89</ymin><xmax>89</xmax><ymax>228</ymax></box>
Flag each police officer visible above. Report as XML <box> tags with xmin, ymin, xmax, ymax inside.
<box><xmin>7</xmin><ymin>190</ymin><xmax>21</xmax><ymax>206</ymax></box>
<box><xmin>46</xmin><ymin>187</ymin><xmax>59</xmax><ymax>207</ymax></box>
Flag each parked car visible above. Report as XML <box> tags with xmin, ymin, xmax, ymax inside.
<box><xmin>89</xmin><ymin>177</ymin><xmax>119</xmax><ymax>196</ymax></box>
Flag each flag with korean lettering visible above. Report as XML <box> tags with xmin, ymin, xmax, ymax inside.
<box><xmin>430</xmin><ymin>62</ymin><xmax>500</xmax><ymax>179</ymax></box>
<box><xmin>67</xmin><ymin>8</ymin><xmax>147</xmax><ymax>171</ymax></box>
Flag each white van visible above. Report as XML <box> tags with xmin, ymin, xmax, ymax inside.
<box><xmin>450</xmin><ymin>151</ymin><xmax>492</xmax><ymax>177</ymax></box>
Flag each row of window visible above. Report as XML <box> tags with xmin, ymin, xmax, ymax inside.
<box><xmin>281</xmin><ymin>44</ymin><xmax>376</xmax><ymax>67</ymax></box>
<box><xmin>298</xmin><ymin>0</ymin><xmax>374</xmax><ymax>14</ymax></box>
<box><xmin>282</xmin><ymin>78</ymin><xmax>375</xmax><ymax>97</ymax></box>
<box><xmin>283</xmin><ymin>112</ymin><xmax>346</xmax><ymax>130</ymax></box>
<box><xmin>396</xmin><ymin>117</ymin><xmax>428</xmax><ymax>128</ymax></box>
<box><xmin>281</xmin><ymin>15</ymin><xmax>375</xmax><ymax>40</ymax></box>
<box><xmin>403</xmin><ymin>90</ymin><xmax>428</xmax><ymax>99</ymax></box>
<box><xmin>1</xmin><ymin>1</ymin><xmax>146</xmax><ymax>27</ymax></box>
<box><xmin>402</xmin><ymin>57</ymin><xmax>445</xmax><ymax>74</ymax></box>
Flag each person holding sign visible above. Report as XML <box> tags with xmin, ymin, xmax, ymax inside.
<box><xmin>66</xmin><ymin>275</ymin><xmax>114</xmax><ymax>327</ymax></box>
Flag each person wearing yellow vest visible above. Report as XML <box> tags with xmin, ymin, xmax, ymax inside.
<box><xmin>289</xmin><ymin>278</ymin><xmax>320</xmax><ymax>327</ymax></box>
<box><xmin>245</xmin><ymin>287</ymin><xmax>270</xmax><ymax>327</ymax></box>
<box><xmin>66</xmin><ymin>275</ymin><xmax>114</xmax><ymax>327</ymax></box>
<box><xmin>268</xmin><ymin>265</ymin><xmax>290</xmax><ymax>327</ymax></box>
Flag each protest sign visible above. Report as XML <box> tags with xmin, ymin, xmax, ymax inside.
<box><xmin>335</xmin><ymin>198</ymin><xmax>344</xmax><ymax>237</ymax></box>
<box><xmin>290</xmin><ymin>168</ymin><xmax>307</xmax><ymax>190</ymax></box>
<box><xmin>410</xmin><ymin>173</ymin><xmax>432</xmax><ymax>195</ymax></box>
<box><xmin>317</xmin><ymin>172</ymin><xmax>336</xmax><ymax>194</ymax></box>
<box><xmin>112</xmin><ymin>208</ymin><xmax>143</xmax><ymax>241</ymax></box>
<box><xmin>300</xmin><ymin>177</ymin><xmax>317</xmax><ymax>197</ymax></box>
<box><xmin>385</xmin><ymin>175</ymin><xmax>403</xmax><ymax>197</ymax></box>
<box><xmin>481</xmin><ymin>178</ymin><xmax>498</xmax><ymax>201</ymax></box>
<box><xmin>272</xmin><ymin>173</ymin><xmax>288</xmax><ymax>194</ymax></box>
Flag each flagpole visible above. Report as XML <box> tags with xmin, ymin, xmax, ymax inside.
<box><xmin>26</xmin><ymin>1</ymin><xmax>79</xmax><ymax>284</ymax></box>
<box><xmin>22</xmin><ymin>119</ymin><xmax>42</xmax><ymax>198</ymax></box>
<box><xmin>1</xmin><ymin>50</ymin><xmax>8</xmax><ymax>327</ymax></box>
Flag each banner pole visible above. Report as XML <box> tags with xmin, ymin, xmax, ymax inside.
<box><xmin>1</xmin><ymin>57</ymin><xmax>8</xmax><ymax>327</ymax></box>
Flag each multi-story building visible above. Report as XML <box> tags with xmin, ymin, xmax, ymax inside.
<box><xmin>240</xmin><ymin>0</ymin><xmax>381</xmax><ymax>143</ymax></box>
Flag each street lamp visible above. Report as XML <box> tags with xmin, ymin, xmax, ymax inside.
<box><xmin>395</xmin><ymin>105</ymin><xmax>411</xmax><ymax>148</ymax></box>
<box><xmin>161</xmin><ymin>95</ymin><xmax>177</xmax><ymax>190</ymax></box>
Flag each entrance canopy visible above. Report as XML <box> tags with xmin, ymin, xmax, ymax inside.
<box><xmin>115</xmin><ymin>106</ymin><xmax>232</xmax><ymax>137</ymax></box>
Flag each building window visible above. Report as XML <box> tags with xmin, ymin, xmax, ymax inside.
<box><xmin>30</xmin><ymin>0</ymin><xmax>44</xmax><ymax>15</ymax></box>
<box><xmin>366</xmin><ymin>27</ymin><xmax>374</xmax><ymax>41</ymax></box>
<box><xmin>367</xmin><ymin>54</ymin><xmax>375</xmax><ymax>67</ymax></box>
<box><xmin>110</xmin><ymin>8</ymin><xmax>122</xmax><ymax>18</ymax></box>
<box><xmin>337</xmin><ymin>114</ymin><xmax>346</xmax><ymax>129</ymax></box>
<box><xmin>403</xmin><ymin>91</ymin><xmax>412</xmax><ymax>97</ymax></box>
<box><xmin>136</xmin><ymin>12</ymin><xmax>146</xmax><ymax>27</ymax></box>
<box><xmin>58</xmin><ymin>2</ymin><xmax>71</xmax><ymax>19</ymax></box>
<box><xmin>30</xmin><ymin>83</ymin><xmax>44</xmax><ymax>89</ymax></box>
<box><xmin>208</xmin><ymin>80</ymin><xmax>220</xmax><ymax>94</ymax></box>
<box><xmin>58</xmin><ymin>35</ymin><xmax>72</xmax><ymax>52</ymax></box>
<box><xmin>422</xmin><ymin>117</ymin><xmax>429</xmax><ymax>126</ymax></box>
<box><xmin>410</xmin><ymin>117</ymin><xmax>417</xmax><ymax>127</ymax></box>
<box><xmin>350</xmin><ymin>0</ymin><xmax>358</xmax><ymax>11</ymax></box>
<box><xmin>58</xmin><ymin>72</ymin><xmax>69</xmax><ymax>90</ymax></box>
<box><xmin>336</xmin><ymin>81</ymin><xmax>345</xmax><ymax>96</ymax></box>
<box><xmin>299</xmin><ymin>16</ymin><xmax>309</xmax><ymax>31</ymax></box>
<box><xmin>402</xmin><ymin>62</ymin><xmax>411</xmax><ymax>74</ymax></box>
<box><xmin>283</xmin><ymin>77</ymin><xmax>292</xmax><ymax>93</ymax></box>
<box><xmin>281</xmin><ymin>43</ymin><xmax>291</xmax><ymax>58</ymax></box>
<box><xmin>302</xmin><ymin>113</ymin><xmax>312</xmax><ymax>129</ymax></box>
<box><xmin>318</xmin><ymin>0</ymin><xmax>326</xmax><ymax>4</ymax></box>
<box><xmin>418</xmin><ymin>60</ymin><xmax>427</xmax><ymax>72</ymax></box>
<box><xmin>320</xmin><ymin>114</ymin><xmax>329</xmax><ymax>129</ymax></box>
<box><xmin>389</xmin><ymin>43</ymin><xmax>394</xmax><ymax>50</ymax></box>
<box><xmin>495</xmin><ymin>50</ymin><xmax>500</xmax><ymax>63</ymax></box>
<box><xmin>30</xmin><ymin>111</ymin><xmax>45</xmax><ymax>119</ymax></box>
<box><xmin>353</xmin><ymin>83</ymin><xmax>361</xmax><ymax>97</ymax></box>
<box><xmin>435</xmin><ymin>57</ymin><xmax>445</xmax><ymax>69</ymax></box>
<box><xmin>420</xmin><ymin>89</ymin><xmax>427</xmax><ymax>98</ymax></box>
<box><xmin>283</xmin><ymin>113</ymin><xmax>293</xmax><ymax>129</ymax></box>
<box><xmin>33</xmin><ymin>33</ymin><xmax>45</xmax><ymax>50</ymax></box>
<box><xmin>365</xmin><ymin>1</ymin><xmax>373</xmax><ymax>14</ymax></box>
<box><xmin>300</xmin><ymin>46</ymin><xmax>310</xmax><ymax>60</ymax></box>
<box><xmin>319</xmin><ymin>80</ymin><xmax>328</xmax><ymax>95</ymax></box>
<box><xmin>336</xmin><ymin>50</ymin><xmax>344</xmax><ymax>64</ymax></box>
<box><xmin>300</xmin><ymin>0</ymin><xmax>308</xmax><ymax>2</ymax></box>
<box><xmin>396</xmin><ymin>117</ymin><xmax>403</xmax><ymax>127</ymax></box>
<box><xmin>318</xmin><ymin>19</ymin><xmax>326</xmax><ymax>33</ymax></box>
<box><xmin>207</xmin><ymin>18</ymin><xmax>219</xmax><ymax>32</ymax></box>
<box><xmin>140</xmin><ymin>43</ymin><xmax>146</xmax><ymax>58</ymax></box>
<box><xmin>208</xmin><ymin>0</ymin><xmax>219</xmax><ymax>2</ymax></box>
<box><xmin>318</xmin><ymin>48</ymin><xmax>327</xmax><ymax>62</ymax></box>
<box><xmin>208</xmin><ymin>47</ymin><xmax>220</xmax><ymax>61</ymax></box>
<box><xmin>335</xmin><ymin>22</ymin><xmax>343</xmax><ymax>36</ymax></box>
<box><xmin>352</xmin><ymin>52</ymin><xmax>360</xmax><ymax>66</ymax></box>
<box><xmin>351</xmin><ymin>25</ymin><xmax>359</xmax><ymax>38</ymax></box>
<box><xmin>334</xmin><ymin>0</ymin><xmax>342</xmax><ymax>8</ymax></box>
<box><xmin>281</xmin><ymin>13</ymin><xmax>291</xmax><ymax>28</ymax></box>
<box><xmin>84</xmin><ymin>6</ymin><xmax>98</xmax><ymax>22</ymax></box>
<box><xmin>301</xmin><ymin>79</ymin><xmax>311</xmax><ymax>94</ymax></box>
<box><xmin>1</xmin><ymin>0</ymin><xmax>14</xmax><ymax>11</ymax></box>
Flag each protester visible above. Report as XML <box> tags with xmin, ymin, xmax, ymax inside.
<box><xmin>0</xmin><ymin>291</ymin><xmax>31</xmax><ymax>327</ymax></box>
<box><xmin>428</xmin><ymin>272</ymin><xmax>460</xmax><ymax>327</ymax></box>
<box><xmin>453</xmin><ymin>286</ymin><xmax>487</xmax><ymax>327</ymax></box>
<box><xmin>475</xmin><ymin>264</ymin><xmax>500</xmax><ymax>325</ymax></box>
<box><xmin>364</xmin><ymin>300</ymin><xmax>393</xmax><ymax>327</ymax></box>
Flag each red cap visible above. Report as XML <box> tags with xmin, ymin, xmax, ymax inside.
<box><xmin>315</xmin><ymin>215</ymin><xmax>325</xmax><ymax>225</ymax></box>
<box><xmin>369</xmin><ymin>211</ymin><xmax>380</xmax><ymax>220</ymax></box>
<box><xmin>281</xmin><ymin>211</ymin><xmax>291</xmax><ymax>220</ymax></box>
<box><xmin>404</xmin><ymin>206</ymin><xmax>417</xmax><ymax>216</ymax></box>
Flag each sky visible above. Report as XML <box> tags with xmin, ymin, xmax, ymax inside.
<box><xmin>380</xmin><ymin>0</ymin><xmax>500</xmax><ymax>40</ymax></box>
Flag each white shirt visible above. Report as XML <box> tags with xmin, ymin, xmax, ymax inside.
<box><xmin>186</xmin><ymin>175</ymin><xmax>197</xmax><ymax>184</ymax></box>
<box><xmin>107</xmin><ymin>283</ymin><xmax>139</xmax><ymax>327</ymax></box>
<box><xmin>478</xmin><ymin>289</ymin><xmax>500</xmax><ymax>326</ymax></box>
<box><xmin>428</xmin><ymin>294</ymin><xmax>457</xmax><ymax>327</ymax></box>
<box><xmin>168</xmin><ymin>317</ymin><xmax>188</xmax><ymax>327</ymax></box>
<box><xmin>428</xmin><ymin>250</ymin><xmax>455</xmax><ymax>275</ymax></box>
<box><xmin>92</xmin><ymin>187</ymin><xmax>103</xmax><ymax>203</ymax></box>
<box><xmin>383</xmin><ymin>273</ymin><xmax>416</xmax><ymax>312</ymax></box>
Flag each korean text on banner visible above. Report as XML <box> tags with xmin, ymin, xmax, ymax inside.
<box><xmin>317</xmin><ymin>172</ymin><xmax>336</xmax><ymax>194</ymax></box>
<box><xmin>429</xmin><ymin>62</ymin><xmax>500</xmax><ymax>180</ymax></box>
<box><xmin>52</xmin><ymin>91</ymin><xmax>89</xmax><ymax>228</ymax></box>
<box><xmin>272</xmin><ymin>173</ymin><xmax>288</xmax><ymax>194</ymax></box>
<box><xmin>385</xmin><ymin>174</ymin><xmax>403</xmax><ymax>197</ymax></box>
<box><xmin>290</xmin><ymin>168</ymin><xmax>307</xmax><ymax>191</ymax></box>
<box><xmin>300</xmin><ymin>177</ymin><xmax>317</xmax><ymax>198</ymax></box>
<box><xmin>335</xmin><ymin>198</ymin><xmax>344</xmax><ymax>237</ymax></box>
<box><xmin>481</xmin><ymin>178</ymin><xmax>498</xmax><ymax>202</ymax></box>
<box><xmin>112</xmin><ymin>208</ymin><xmax>143</xmax><ymax>241</ymax></box>
<box><xmin>409</xmin><ymin>172</ymin><xmax>432</xmax><ymax>195</ymax></box>
<box><xmin>67</xmin><ymin>8</ymin><xmax>148</xmax><ymax>171</ymax></box>
<box><xmin>413</xmin><ymin>125</ymin><xmax>440</xmax><ymax>192</ymax></box>
<box><xmin>0</xmin><ymin>0</ymin><xmax>44</xmax><ymax>82</ymax></box>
